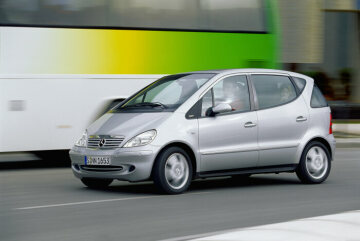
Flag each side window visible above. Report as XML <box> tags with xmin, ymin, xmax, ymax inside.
<box><xmin>200</xmin><ymin>75</ymin><xmax>251</xmax><ymax>116</ymax></box>
<box><xmin>311</xmin><ymin>85</ymin><xmax>328</xmax><ymax>108</ymax></box>
<box><xmin>213</xmin><ymin>75</ymin><xmax>251</xmax><ymax>112</ymax></box>
<box><xmin>201</xmin><ymin>90</ymin><xmax>213</xmax><ymax>116</ymax></box>
<box><xmin>252</xmin><ymin>75</ymin><xmax>297</xmax><ymax>109</ymax></box>
<box><xmin>293</xmin><ymin>77</ymin><xmax>306</xmax><ymax>92</ymax></box>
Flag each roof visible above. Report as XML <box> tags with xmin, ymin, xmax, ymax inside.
<box><xmin>184</xmin><ymin>68</ymin><xmax>311</xmax><ymax>79</ymax></box>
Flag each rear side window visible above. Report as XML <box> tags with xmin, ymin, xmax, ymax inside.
<box><xmin>293</xmin><ymin>77</ymin><xmax>306</xmax><ymax>92</ymax></box>
<box><xmin>252</xmin><ymin>75</ymin><xmax>297</xmax><ymax>109</ymax></box>
<box><xmin>311</xmin><ymin>85</ymin><xmax>328</xmax><ymax>108</ymax></box>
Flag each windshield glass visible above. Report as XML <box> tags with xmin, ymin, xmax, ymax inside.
<box><xmin>115</xmin><ymin>73</ymin><xmax>215</xmax><ymax>112</ymax></box>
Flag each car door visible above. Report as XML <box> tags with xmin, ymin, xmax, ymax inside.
<box><xmin>250</xmin><ymin>74</ymin><xmax>309</xmax><ymax>167</ymax></box>
<box><xmin>198</xmin><ymin>74</ymin><xmax>259</xmax><ymax>173</ymax></box>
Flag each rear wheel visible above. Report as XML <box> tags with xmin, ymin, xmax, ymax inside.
<box><xmin>81</xmin><ymin>178</ymin><xmax>113</xmax><ymax>189</ymax></box>
<box><xmin>152</xmin><ymin>147</ymin><xmax>193</xmax><ymax>194</ymax></box>
<box><xmin>296</xmin><ymin>141</ymin><xmax>331</xmax><ymax>184</ymax></box>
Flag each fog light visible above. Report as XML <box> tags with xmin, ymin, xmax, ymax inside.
<box><xmin>73</xmin><ymin>164</ymin><xmax>80</xmax><ymax>171</ymax></box>
<box><xmin>129</xmin><ymin>165</ymin><xmax>135</xmax><ymax>172</ymax></box>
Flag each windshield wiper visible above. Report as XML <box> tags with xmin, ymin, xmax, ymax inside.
<box><xmin>122</xmin><ymin>102</ymin><xmax>167</xmax><ymax>109</ymax></box>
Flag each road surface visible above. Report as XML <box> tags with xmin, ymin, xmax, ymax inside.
<box><xmin>1</xmin><ymin>148</ymin><xmax>359</xmax><ymax>241</ymax></box>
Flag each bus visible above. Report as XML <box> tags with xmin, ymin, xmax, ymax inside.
<box><xmin>0</xmin><ymin>0</ymin><xmax>279</xmax><ymax>160</ymax></box>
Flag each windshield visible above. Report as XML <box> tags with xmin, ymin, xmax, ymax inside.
<box><xmin>115</xmin><ymin>73</ymin><xmax>215</xmax><ymax>112</ymax></box>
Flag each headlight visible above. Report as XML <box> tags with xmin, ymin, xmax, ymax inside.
<box><xmin>75</xmin><ymin>130</ymin><xmax>88</xmax><ymax>147</ymax></box>
<box><xmin>123</xmin><ymin>130</ymin><xmax>157</xmax><ymax>148</ymax></box>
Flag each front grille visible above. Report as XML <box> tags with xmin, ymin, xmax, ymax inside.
<box><xmin>87</xmin><ymin>136</ymin><xmax>125</xmax><ymax>149</ymax></box>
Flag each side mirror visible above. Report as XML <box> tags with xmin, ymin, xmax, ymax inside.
<box><xmin>206</xmin><ymin>103</ymin><xmax>232</xmax><ymax>117</ymax></box>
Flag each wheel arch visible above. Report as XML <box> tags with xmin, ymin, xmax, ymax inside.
<box><xmin>152</xmin><ymin>141</ymin><xmax>198</xmax><ymax>178</ymax></box>
<box><xmin>302</xmin><ymin>137</ymin><xmax>333</xmax><ymax>161</ymax></box>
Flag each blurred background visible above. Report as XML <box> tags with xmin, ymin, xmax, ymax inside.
<box><xmin>0</xmin><ymin>0</ymin><xmax>359</xmax><ymax>161</ymax></box>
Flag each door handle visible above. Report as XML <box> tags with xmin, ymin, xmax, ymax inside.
<box><xmin>296</xmin><ymin>116</ymin><xmax>307</xmax><ymax>122</ymax></box>
<box><xmin>244</xmin><ymin>122</ymin><xmax>257</xmax><ymax>128</ymax></box>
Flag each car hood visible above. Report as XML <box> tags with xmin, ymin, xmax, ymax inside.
<box><xmin>87</xmin><ymin>112</ymin><xmax>172</xmax><ymax>139</ymax></box>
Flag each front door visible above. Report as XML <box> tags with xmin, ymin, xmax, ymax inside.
<box><xmin>198</xmin><ymin>74</ymin><xmax>259</xmax><ymax>173</ymax></box>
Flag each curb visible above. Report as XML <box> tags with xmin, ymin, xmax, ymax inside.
<box><xmin>335</xmin><ymin>138</ymin><xmax>360</xmax><ymax>148</ymax></box>
<box><xmin>189</xmin><ymin>210</ymin><xmax>360</xmax><ymax>241</ymax></box>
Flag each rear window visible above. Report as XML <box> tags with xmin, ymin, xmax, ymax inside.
<box><xmin>311</xmin><ymin>85</ymin><xmax>328</xmax><ymax>108</ymax></box>
<box><xmin>293</xmin><ymin>77</ymin><xmax>306</xmax><ymax>92</ymax></box>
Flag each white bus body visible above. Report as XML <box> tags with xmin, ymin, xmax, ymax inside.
<box><xmin>0</xmin><ymin>75</ymin><xmax>162</xmax><ymax>153</ymax></box>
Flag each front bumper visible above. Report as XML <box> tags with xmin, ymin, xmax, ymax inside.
<box><xmin>69</xmin><ymin>146</ymin><xmax>158</xmax><ymax>182</ymax></box>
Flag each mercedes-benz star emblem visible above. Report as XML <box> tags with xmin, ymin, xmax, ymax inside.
<box><xmin>99</xmin><ymin>138</ymin><xmax>106</xmax><ymax>147</ymax></box>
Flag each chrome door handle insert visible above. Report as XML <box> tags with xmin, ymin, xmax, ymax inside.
<box><xmin>296</xmin><ymin>116</ymin><xmax>307</xmax><ymax>122</ymax></box>
<box><xmin>244</xmin><ymin>122</ymin><xmax>257</xmax><ymax>128</ymax></box>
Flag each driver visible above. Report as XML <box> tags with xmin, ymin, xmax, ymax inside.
<box><xmin>223</xmin><ymin>79</ymin><xmax>246</xmax><ymax>111</ymax></box>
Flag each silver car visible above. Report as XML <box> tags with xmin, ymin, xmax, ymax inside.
<box><xmin>70</xmin><ymin>69</ymin><xmax>335</xmax><ymax>194</ymax></box>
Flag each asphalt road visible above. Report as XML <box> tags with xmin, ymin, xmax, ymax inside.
<box><xmin>1</xmin><ymin>148</ymin><xmax>360</xmax><ymax>241</ymax></box>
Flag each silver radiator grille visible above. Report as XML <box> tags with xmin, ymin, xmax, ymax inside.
<box><xmin>87</xmin><ymin>136</ymin><xmax>125</xmax><ymax>149</ymax></box>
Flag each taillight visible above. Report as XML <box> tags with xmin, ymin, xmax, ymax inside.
<box><xmin>329</xmin><ymin>113</ymin><xmax>333</xmax><ymax>134</ymax></box>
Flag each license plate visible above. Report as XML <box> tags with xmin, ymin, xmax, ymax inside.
<box><xmin>85</xmin><ymin>156</ymin><xmax>111</xmax><ymax>166</ymax></box>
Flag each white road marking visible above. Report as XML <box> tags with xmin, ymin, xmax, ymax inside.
<box><xmin>13</xmin><ymin>191</ymin><xmax>213</xmax><ymax>210</ymax></box>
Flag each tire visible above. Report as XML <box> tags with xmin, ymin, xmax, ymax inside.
<box><xmin>81</xmin><ymin>178</ymin><xmax>113</xmax><ymax>189</ymax></box>
<box><xmin>152</xmin><ymin>147</ymin><xmax>193</xmax><ymax>194</ymax></box>
<box><xmin>296</xmin><ymin>141</ymin><xmax>331</xmax><ymax>184</ymax></box>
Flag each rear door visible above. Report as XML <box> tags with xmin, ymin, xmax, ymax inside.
<box><xmin>250</xmin><ymin>74</ymin><xmax>309</xmax><ymax>167</ymax></box>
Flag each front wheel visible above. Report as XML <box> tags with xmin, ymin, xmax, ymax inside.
<box><xmin>81</xmin><ymin>178</ymin><xmax>113</xmax><ymax>189</ymax></box>
<box><xmin>152</xmin><ymin>147</ymin><xmax>193</xmax><ymax>194</ymax></box>
<box><xmin>296</xmin><ymin>141</ymin><xmax>331</xmax><ymax>184</ymax></box>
